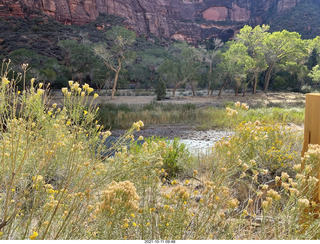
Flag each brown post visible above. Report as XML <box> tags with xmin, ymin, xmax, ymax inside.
<box><xmin>301</xmin><ymin>93</ymin><xmax>320</xmax><ymax>202</ymax></box>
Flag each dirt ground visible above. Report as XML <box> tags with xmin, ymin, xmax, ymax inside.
<box><xmin>95</xmin><ymin>91</ymin><xmax>306</xmax><ymax>108</ymax></box>
<box><xmin>50</xmin><ymin>90</ymin><xmax>306</xmax><ymax>108</ymax></box>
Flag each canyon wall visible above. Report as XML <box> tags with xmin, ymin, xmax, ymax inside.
<box><xmin>0</xmin><ymin>0</ymin><xmax>300</xmax><ymax>41</ymax></box>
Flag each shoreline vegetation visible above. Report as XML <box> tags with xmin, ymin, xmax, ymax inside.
<box><xmin>96</xmin><ymin>100</ymin><xmax>305</xmax><ymax>130</ymax></box>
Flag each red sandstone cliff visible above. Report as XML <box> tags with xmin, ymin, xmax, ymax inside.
<box><xmin>0</xmin><ymin>0</ymin><xmax>300</xmax><ymax>42</ymax></box>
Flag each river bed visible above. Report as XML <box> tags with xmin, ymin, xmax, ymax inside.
<box><xmin>111</xmin><ymin>124</ymin><xmax>233</xmax><ymax>154</ymax></box>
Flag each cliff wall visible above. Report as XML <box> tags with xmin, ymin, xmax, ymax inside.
<box><xmin>0</xmin><ymin>0</ymin><xmax>300</xmax><ymax>41</ymax></box>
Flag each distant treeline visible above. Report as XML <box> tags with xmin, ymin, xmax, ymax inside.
<box><xmin>2</xmin><ymin>13</ymin><xmax>320</xmax><ymax>96</ymax></box>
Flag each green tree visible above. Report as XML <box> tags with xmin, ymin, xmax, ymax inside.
<box><xmin>262</xmin><ymin>30</ymin><xmax>307</xmax><ymax>92</ymax></box>
<box><xmin>199</xmin><ymin>38</ymin><xmax>224</xmax><ymax>95</ymax></box>
<box><xmin>308</xmin><ymin>64</ymin><xmax>320</xmax><ymax>83</ymax></box>
<box><xmin>159</xmin><ymin>42</ymin><xmax>201</xmax><ymax>97</ymax></box>
<box><xmin>306</xmin><ymin>48</ymin><xmax>318</xmax><ymax>70</ymax></box>
<box><xmin>216</xmin><ymin>42</ymin><xmax>253</xmax><ymax>96</ymax></box>
<box><xmin>236</xmin><ymin>25</ymin><xmax>269</xmax><ymax>93</ymax></box>
<box><xmin>58</xmin><ymin>40</ymin><xmax>97</xmax><ymax>83</ymax></box>
<box><xmin>94</xmin><ymin>26</ymin><xmax>136</xmax><ymax>99</ymax></box>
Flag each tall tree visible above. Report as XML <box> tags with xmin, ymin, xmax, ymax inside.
<box><xmin>216</xmin><ymin>42</ymin><xmax>253</xmax><ymax>96</ymax></box>
<box><xmin>235</xmin><ymin>25</ymin><xmax>269</xmax><ymax>93</ymax></box>
<box><xmin>159</xmin><ymin>42</ymin><xmax>202</xmax><ymax>97</ymax></box>
<box><xmin>262</xmin><ymin>30</ymin><xmax>307</xmax><ymax>92</ymax></box>
<box><xmin>199</xmin><ymin>38</ymin><xmax>223</xmax><ymax>95</ymax></box>
<box><xmin>128</xmin><ymin>48</ymin><xmax>168</xmax><ymax>90</ymax></box>
<box><xmin>58</xmin><ymin>40</ymin><xmax>96</xmax><ymax>83</ymax></box>
<box><xmin>94</xmin><ymin>26</ymin><xmax>136</xmax><ymax>99</ymax></box>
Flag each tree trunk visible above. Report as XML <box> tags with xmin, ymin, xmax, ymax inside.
<box><xmin>111</xmin><ymin>71</ymin><xmax>119</xmax><ymax>99</ymax></box>
<box><xmin>191</xmin><ymin>82</ymin><xmax>196</xmax><ymax>97</ymax></box>
<box><xmin>264</xmin><ymin>65</ymin><xmax>274</xmax><ymax>93</ymax></box>
<box><xmin>207</xmin><ymin>64</ymin><xmax>212</xmax><ymax>95</ymax></box>
<box><xmin>218</xmin><ymin>81</ymin><xmax>227</xmax><ymax>96</ymax></box>
<box><xmin>235</xmin><ymin>84</ymin><xmax>239</xmax><ymax>96</ymax></box>
<box><xmin>253</xmin><ymin>73</ymin><xmax>258</xmax><ymax>94</ymax></box>
<box><xmin>243</xmin><ymin>86</ymin><xmax>247</xmax><ymax>97</ymax></box>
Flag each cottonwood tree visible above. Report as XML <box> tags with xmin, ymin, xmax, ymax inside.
<box><xmin>199</xmin><ymin>38</ymin><xmax>224</xmax><ymax>95</ymax></box>
<box><xmin>128</xmin><ymin>48</ymin><xmax>168</xmax><ymax>89</ymax></box>
<box><xmin>216</xmin><ymin>42</ymin><xmax>253</xmax><ymax>96</ymax></box>
<box><xmin>94</xmin><ymin>26</ymin><xmax>136</xmax><ymax>99</ymax></box>
<box><xmin>262</xmin><ymin>30</ymin><xmax>307</xmax><ymax>92</ymax></box>
<box><xmin>236</xmin><ymin>25</ymin><xmax>269</xmax><ymax>93</ymax></box>
<box><xmin>58</xmin><ymin>40</ymin><xmax>97</xmax><ymax>83</ymax></box>
<box><xmin>308</xmin><ymin>64</ymin><xmax>320</xmax><ymax>82</ymax></box>
<box><xmin>159</xmin><ymin>42</ymin><xmax>202</xmax><ymax>97</ymax></box>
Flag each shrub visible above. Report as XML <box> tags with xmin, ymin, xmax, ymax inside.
<box><xmin>155</xmin><ymin>78</ymin><xmax>166</xmax><ymax>101</ymax></box>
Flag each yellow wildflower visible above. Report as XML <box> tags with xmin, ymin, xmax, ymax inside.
<box><xmin>2</xmin><ymin>77</ymin><xmax>10</xmax><ymax>86</ymax></box>
<box><xmin>62</xmin><ymin>87</ymin><xmax>68</xmax><ymax>94</ymax></box>
<box><xmin>30</xmin><ymin>231</ymin><xmax>38</xmax><ymax>240</ymax></box>
<box><xmin>88</xmin><ymin>87</ymin><xmax>94</xmax><ymax>94</ymax></box>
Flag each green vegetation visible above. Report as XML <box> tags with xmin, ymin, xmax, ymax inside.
<box><xmin>3</xmin><ymin>4</ymin><xmax>320</xmax><ymax>239</ymax></box>
<box><xmin>4</xmin><ymin>12</ymin><xmax>320</xmax><ymax>95</ymax></box>
<box><xmin>155</xmin><ymin>78</ymin><xmax>167</xmax><ymax>100</ymax></box>
<box><xmin>96</xmin><ymin>102</ymin><xmax>305</xmax><ymax>130</ymax></box>
<box><xmin>2</xmin><ymin>63</ymin><xmax>320</xmax><ymax>239</ymax></box>
<box><xmin>94</xmin><ymin>26</ymin><xmax>136</xmax><ymax>99</ymax></box>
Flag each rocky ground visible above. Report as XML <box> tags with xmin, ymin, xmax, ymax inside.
<box><xmin>94</xmin><ymin>90</ymin><xmax>306</xmax><ymax>108</ymax></box>
<box><xmin>111</xmin><ymin>124</ymin><xmax>233</xmax><ymax>153</ymax></box>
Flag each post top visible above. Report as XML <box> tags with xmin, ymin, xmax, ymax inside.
<box><xmin>306</xmin><ymin>93</ymin><xmax>320</xmax><ymax>97</ymax></box>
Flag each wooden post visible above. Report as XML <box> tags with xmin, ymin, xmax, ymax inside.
<box><xmin>301</xmin><ymin>93</ymin><xmax>320</xmax><ymax>202</ymax></box>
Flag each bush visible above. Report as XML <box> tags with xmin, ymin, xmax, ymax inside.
<box><xmin>155</xmin><ymin>78</ymin><xmax>166</xmax><ymax>100</ymax></box>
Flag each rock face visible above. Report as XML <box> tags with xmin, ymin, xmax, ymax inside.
<box><xmin>277</xmin><ymin>0</ymin><xmax>300</xmax><ymax>12</ymax></box>
<box><xmin>0</xmin><ymin>0</ymin><xmax>300</xmax><ymax>42</ymax></box>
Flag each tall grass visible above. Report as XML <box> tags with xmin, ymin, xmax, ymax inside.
<box><xmin>97</xmin><ymin>102</ymin><xmax>305</xmax><ymax>130</ymax></box>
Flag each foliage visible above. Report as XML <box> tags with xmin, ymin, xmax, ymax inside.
<box><xmin>158</xmin><ymin>42</ymin><xmax>202</xmax><ymax>97</ymax></box>
<box><xmin>235</xmin><ymin>25</ymin><xmax>269</xmax><ymax>93</ymax></box>
<box><xmin>130</xmin><ymin>137</ymin><xmax>191</xmax><ymax>179</ymax></box>
<box><xmin>216</xmin><ymin>42</ymin><xmax>253</xmax><ymax>95</ymax></box>
<box><xmin>2</xmin><ymin>62</ymin><xmax>320</xmax><ymax>239</ymax></box>
<box><xmin>262</xmin><ymin>29</ymin><xmax>308</xmax><ymax>92</ymax></box>
<box><xmin>94</xmin><ymin>26</ymin><xmax>136</xmax><ymax>99</ymax></box>
<box><xmin>96</xmin><ymin>101</ymin><xmax>305</xmax><ymax>130</ymax></box>
<box><xmin>155</xmin><ymin>78</ymin><xmax>166</xmax><ymax>100</ymax></box>
<box><xmin>308</xmin><ymin>64</ymin><xmax>320</xmax><ymax>83</ymax></box>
